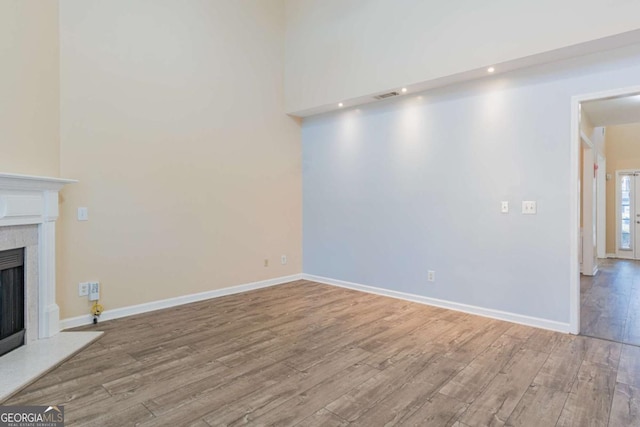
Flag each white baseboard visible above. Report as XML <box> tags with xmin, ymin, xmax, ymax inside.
<box><xmin>61</xmin><ymin>272</ymin><xmax>571</xmax><ymax>333</ymax></box>
<box><xmin>60</xmin><ymin>274</ymin><xmax>304</xmax><ymax>330</ymax></box>
<box><xmin>606</xmin><ymin>253</ymin><xmax>617</xmax><ymax>258</ymax></box>
<box><xmin>302</xmin><ymin>274</ymin><xmax>571</xmax><ymax>333</ymax></box>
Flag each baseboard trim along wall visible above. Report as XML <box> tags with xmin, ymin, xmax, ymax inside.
<box><xmin>302</xmin><ymin>274</ymin><xmax>571</xmax><ymax>333</ymax></box>
<box><xmin>61</xmin><ymin>272</ymin><xmax>571</xmax><ymax>333</ymax></box>
<box><xmin>60</xmin><ymin>274</ymin><xmax>304</xmax><ymax>330</ymax></box>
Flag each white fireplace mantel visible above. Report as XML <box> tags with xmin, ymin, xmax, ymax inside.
<box><xmin>0</xmin><ymin>172</ymin><xmax>76</xmax><ymax>339</ymax></box>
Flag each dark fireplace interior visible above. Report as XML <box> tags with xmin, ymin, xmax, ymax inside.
<box><xmin>0</xmin><ymin>248</ymin><xmax>25</xmax><ymax>357</ymax></box>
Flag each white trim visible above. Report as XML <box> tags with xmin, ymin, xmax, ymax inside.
<box><xmin>615</xmin><ymin>251</ymin><xmax>634</xmax><ymax>260</ymax></box>
<box><xmin>570</xmin><ymin>86</ymin><xmax>640</xmax><ymax>335</ymax></box>
<box><xmin>596</xmin><ymin>154</ymin><xmax>606</xmax><ymax>260</ymax></box>
<box><xmin>580</xmin><ymin>130</ymin><xmax>594</xmax><ymax>148</ymax></box>
<box><xmin>580</xmin><ymin>141</ymin><xmax>596</xmax><ymax>276</ymax></box>
<box><xmin>606</xmin><ymin>253</ymin><xmax>617</xmax><ymax>258</ymax></box>
<box><xmin>303</xmin><ymin>274</ymin><xmax>570</xmax><ymax>333</ymax></box>
<box><xmin>60</xmin><ymin>274</ymin><xmax>304</xmax><ymax>330</ymax></box>
<box><xmin>0</xmin><ymin>173</ymin><xmax>76</xmax><ymax>191</ymax></box>
<box><xmin>570</xmin><ymin>97</ymin><xmax>581</xmax><ymax>334</ymax></box>
<box><xmin>0</xmin><ymin>173</ymin><xmax>75</xmax><ymax>340</ymax></box>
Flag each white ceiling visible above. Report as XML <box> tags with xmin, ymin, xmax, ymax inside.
<box><xmin>582</xmin><ymin>94</ymin><xmax>640</xmax><ymax>126</ymax></box>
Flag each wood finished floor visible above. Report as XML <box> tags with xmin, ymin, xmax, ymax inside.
<box><xmin>4</xmin><ymin>280</ymin><xmax>640</xmax><ymax>426</ymax></box>
<box><xmin>581</xmin><ymin>258</ymin><xmax>640</xmax><ymax>346</ymax></box>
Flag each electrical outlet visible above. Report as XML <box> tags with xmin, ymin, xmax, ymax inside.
<box><xmin>427</xmin><ymin>270</ymin><xmax>436</xmax><ymax>282</ymax></box>
<box><xmin>501</xmin><ymin>201</ymin><xmax>509</xmax><ymax>213</ymax></box>
<box><xmin>88</xmin><ymin>281</ymin><xmax>100</xmax><ymax>301</ymax></box>
<box><xmin>281</xmin><ymin>255</ymin><xmax>287</xmax><ymax>265</ymax></box>
<box><xmin>78</xmin><ymin>282</ymin><xmax>89</xmax><ymax>297</ymax></box>
<box><xmin>522</xmin><ymin>201</ymin><xmax>537</xmax><ymax>215</ymax></box>
<box><xmin>264</xmin><ymin>259</ymin><xmax>269</xmax><ymax>267</ymax></box>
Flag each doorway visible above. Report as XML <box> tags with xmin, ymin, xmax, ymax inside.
<box><xmin>572</xmin><ymin>87</ymin><xmax>640</xmax><ymax>345</ymax></box>
<box><xmin>615</xmin><ymin>171</ymin><xmax>640</xmax><ymax>259</ymax></box>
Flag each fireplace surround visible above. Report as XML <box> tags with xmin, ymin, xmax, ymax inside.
<box><xmin>0</xmin><ymin>173</ymin><xmax>105</xmax><ymax>402</ymax></box>
<box><xmin>0</xmin><ymin>173</ymin><xmax>76</xmax><ymax>341</ymax></box>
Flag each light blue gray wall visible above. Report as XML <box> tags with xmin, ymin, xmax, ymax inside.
<box><xmin>302</xmin><ymin>46</ymin><xmax>640</xmax><ymax>324</ymax></box>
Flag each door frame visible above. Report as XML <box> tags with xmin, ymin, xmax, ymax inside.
<box><xmin>581</xmin><ymin>135</ymin><xmax>597</xmax><ymax>276</ymax></box>
<box><xmin>570</xmin><ymin>85</ymin><xmax>640</xmax><ymax>334</ymax></box>
<box><xmin>597</xmin><ymin>153</ymin><xmax>606</xmax><ymax>260</ymax></box>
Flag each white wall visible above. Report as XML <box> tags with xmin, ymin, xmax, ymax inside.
<box><xmin>286</xmin><ymin>0</ymin><xmax>640</xmax><ymax>115</ymax></box>
<box><xmin>302</xmin><ymin>46</ymin><xmax>640</xmax><ymax>326</ymax></box>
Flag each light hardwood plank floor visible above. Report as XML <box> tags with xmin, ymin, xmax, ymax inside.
<box><xmin>3</xmin><ymin>280</ymin><xmax>640</xmax><ymax>426</ymax></box>
<box><xmin>581</xmin><ymin>258</ymin><xmax>640</xmax><ymax>346</ymax></box>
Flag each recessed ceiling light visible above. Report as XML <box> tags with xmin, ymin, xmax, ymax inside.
<box><xmin>338</xmin><ymin>102</ymin><xmax>344</xmax><ymax>107</ymax></box>
<box><xmin>401</xmin><ymin>88</ymin><xmax>407</xmax><ymax>93</ymax></box>
<box><xmin>487</xmin><ymin>67</ymin><xmax>495</xmax><ymax>73</ymax></box>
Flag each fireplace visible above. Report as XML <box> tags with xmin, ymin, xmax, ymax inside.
<box><xmin>0</xmin><ymin>248</ymin><xmax>25</xmax><ymax>356</ymax></box>
<box><xmin>0</xmin><ymin>173</ymin><xmax>104</xmax><ymax>403</ymax></box>
<box><xmin>0</xmin><ymin>173</ymin><xmax>76</xmax><ymax>341</ymax></box>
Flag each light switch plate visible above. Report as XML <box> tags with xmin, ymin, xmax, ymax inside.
<box><xmin>522</xmin><ymin>201</ymin><xmax>537</xmax><ymax>214</ymax></box>
<box><xmin>501</xmin><ymin>201</ymin><xmax>509</xmax><ymax>213</ymax></box>
<box><xmin>77</xmin><ymin>207</ymin><xmax>88</xmax><ymax>221</ymax></box>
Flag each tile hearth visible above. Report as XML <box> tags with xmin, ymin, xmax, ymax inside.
<box><xmin>0</xmin><ymin>332</ymin><xmax>102</xmax><ymax>402</ymax></box>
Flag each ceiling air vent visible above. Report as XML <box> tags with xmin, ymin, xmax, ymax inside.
<box><xmin>373</xmin><ymin>91</ymin><xmax>400</xmax><ymax>100</ymax></box>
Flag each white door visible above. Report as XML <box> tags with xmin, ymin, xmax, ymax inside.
<box><xmin>616</xmin><ymin>171</ymin><xmax>640</xmax><ymax>259</ymax></box>
<box><xmin>634</xmin><ymin>174</ymin><xmax>640</xmax><ymax>259</ymax></box>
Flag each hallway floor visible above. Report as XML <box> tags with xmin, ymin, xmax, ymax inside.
<box><xmin>581</xmin><ymin>258</ymin><xmax>640</xmax><ymax>346</ymax></box>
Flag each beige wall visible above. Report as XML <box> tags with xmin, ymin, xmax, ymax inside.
<box><xmin>57</xmin><ymin>0</ymin><xmax>302</xmax><ymax>319</ymax></box>
<box><xmin>0</xmin><ymin>0</ymin><xmax>60</xmax><ymax>176</ymax></box>
<box><xmin>285</xmin><ymin>0</ymin><xmax>640</xmax><ymax>114</ymax></box>
<box><xmin>605</xmin><ymin>123</ymin><xmax>640</xmax><ymax>254</ymax></box>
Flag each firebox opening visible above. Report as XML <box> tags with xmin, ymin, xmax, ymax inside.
<box><xmin>0</xmin><ymin>248</ymin><xmax>25</xmax><ymax>356</ymax></box>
